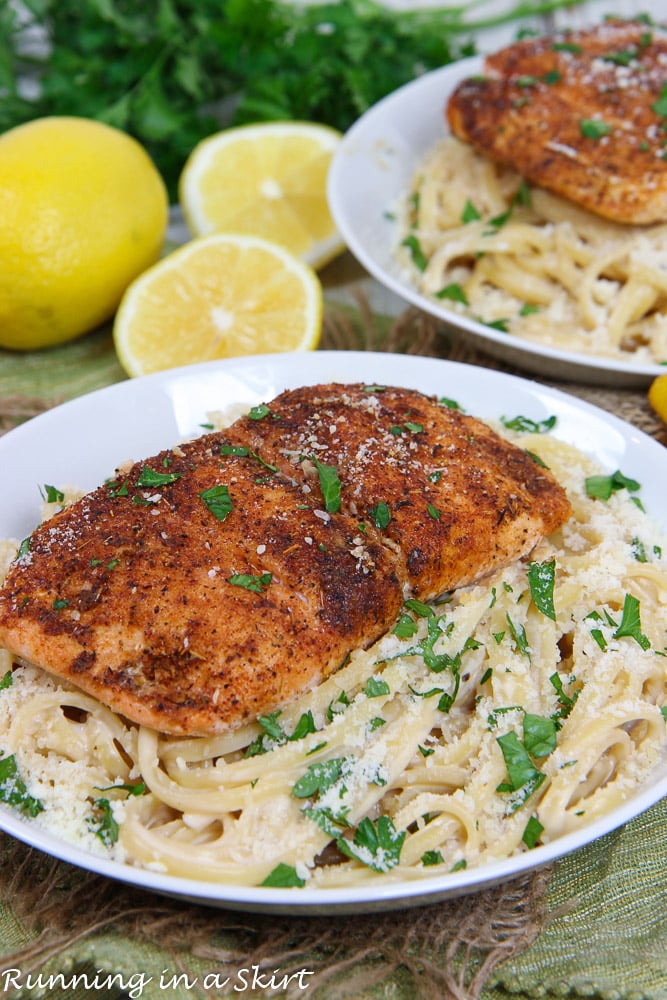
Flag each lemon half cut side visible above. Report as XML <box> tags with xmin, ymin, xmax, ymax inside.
<box><xmin>113</xmin><ymin>233</ymin><xmax>323</xmax><ymax>378</ymax></box>
<box><xmin>179</xmin><ymin>122</ymin><xmax>345</xmax><ymax>269</ymax></box>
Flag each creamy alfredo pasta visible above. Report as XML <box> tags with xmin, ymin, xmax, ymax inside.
<box><xmin>398</xmin><ymin>135</ymin><xmax>667</xmax><ymax>366</ymax></box>
<box><xmin>0</xmin><ymin>424</ymin><xmax>665</xmax><ymax>888</ymax></box>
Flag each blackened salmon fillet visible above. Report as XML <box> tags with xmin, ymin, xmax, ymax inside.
<box><xmin>447</xmin><ymin>20</ymin><xmax>667</xmax><ymax>224</ymax></box>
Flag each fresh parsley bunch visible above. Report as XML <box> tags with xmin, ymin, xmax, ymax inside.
<box><xmin>1</xmin><ymin>0</ymin><xmax>582</xmax><ymax>197</ymax></box>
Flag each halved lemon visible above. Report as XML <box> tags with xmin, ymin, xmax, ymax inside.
<box><xmin>113</xmin><ymin>233</ymin><xmax>322</xmax><ymax>378</ymax></box>
<box><xmin>648</xmin><ymin>373</ymin><xmax>667</xmax><ymax>424</ymax></box>
<box><xmin>179</xmin><ymin>122</ymin><xmax>345</xmax><ymax>269</ymax></box>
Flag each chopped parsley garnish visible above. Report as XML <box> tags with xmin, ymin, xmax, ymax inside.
<box><xmin>369</xmin><ymin>501</ymin><xmax>391</xmax><ymax>530</ymax></box>
<box><xmin>613</xmin><ymin>593</ymin><xmax>650</xmax><ymax>650</ymax></box>
<box><xmin>292</xmin><ymin>757</ymin><xmax>348</xmax><ymax>799</ymax></box>
<box><xmin>505</xmin><ymin>613</ymin><xmax>530</xmax><ymax>657</ymax></box>
<box><xmin>0</xmin><ymin>671</ymin><xmax>13</xmax><ymax>690</ymax></box>
<box><xmin>585</xmin><ymin>469</ymin><xmax>640</xmax><ymax>501</ymax></box>
<box><xmin>0</xmin><ymin>755</ymin><xmax>43</xmax><ymax>817</ymax></box>
<box><xmin>326</xmin><ymin>690</ymin><xmax>350</xmax><ymax>723</ymax></box>
<box><xmin>107</xmin><ymin>479</ymin><xmax>129</xmax><ymax>498</ymax></box>
<box><xmin>310</xmin><ymin>457</ymin><xmax>341</xmax><ymax>515</ymax></box>
<box><xmin>199</xmin><ymin>484</ymin><xmax>233</xmax><ymax>521</ymax></box>
<box><xmin>461</xmin><ymin>199</ymin><xmax>481</xmax><ymax>223</ymax></box>
<box><xmin>579</xmin><ymin>118</ymin><xmax>613</xmax><ymax>139</ymax></box>
<box><xmin>552</xmin><ymin>40</ymin><xmax>582</xmax><ymax>54</ymax></box>
<box><xmin>248</xmin><ymin>403</ymin><xmax>272</xmax><ymax>421</ymax></box>
<box><xmin>439</xmin><ymin>396</ymin><xmax>464</xmax><ymax>410</ymax></box>
<box><xmin>401</xmin><ymin>234</ymin><xmax>428</xmax><ymax>272</ymax></box>
<box><xmin>136</xmin><ymin>467</ymin><xmax>181</xmax><ymax>487</ymax></box>
<box><xmin>522</xmin><ymin>815</ymin><xmax>544</xmax><ymax>848</ymax></box>
<box><xmin>496</xmin><ymin>731</ymin><xmax>546</xmax><ymax>810</ymax></box>
<box><xmin>244</xmin><ymin>709</ymin><xmax>317</xmax><ymax>757</ymax></box>
<box><xmin>631</xmin><ymin>537</ymin><xmax>648</xmax><ymax>563</ymax></box>
<box><xmin>337</xmin><ymin>815</ymin><xmax>405</xmax><ymax>873</ymax></box>
<box><xmin>527</xmin><ymin>559</ymin><xmax>556</xmax><ymax>621</ymax></box>
<box><xmin>549</xmin><ymin>672</ymin><xmax>579</xmax><ymax>720</ymax></box>
<box><xmin>522</xmin><ymin>713</ymin><xmax>558</xmax><ymax>758</ymax></box>
<box><xmin>363</xmin><ymin>676</ymin><xmax>390</xmax><ymax>698</ymax></box>
<box><xmin>652</xmin><ymin>83</ymin><xmax>667</xmax><ymax>118</ymax></box>
<box><xmin>436</xmin><ymin>282</ymin><xmax>469</xmax><ymax>305</ymax></box>
<box><xmin>228</xmin><ymin>572</ymin><xmax>272</xmax><ymax>593</ymax></box>
<box><xmin>393</xmin><ymin>614</ymin><xmax>418</xmax><ymax>639</ymax></box>
<box><xmin>41</xmin><ymin>484</ymin><xmax>65</xmax><ymax>504</ymax></box>
<box><xmin>501</xmin><ymin>414</ymin><xmax>557</xmax><ymax>433</ymax></box>
<box><xmin>427</xmin><ymin>503</ymin><xmax>441</xmax><ymax>521</ymax></box>
<box><xmin>261</xmin><ymin>862</ymin><xmax>305</xmax><ymax>888</ymax></box>
<box><xmin>421</xmin><ymin>850</ymin><xmax>444</xmax><ymax>866</ymax></box>
<box><xmin>52</xmin><ymin>598</ymin><xmax>69</xmax><ymax>610</ymax></box>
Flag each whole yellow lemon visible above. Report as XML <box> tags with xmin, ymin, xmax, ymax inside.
<box><xmin>0</xmin><ymin>116</ymin><xmax>169</xmax><ymax>350</ymax></box>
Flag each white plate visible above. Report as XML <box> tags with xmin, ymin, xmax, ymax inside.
<box><xmin>0</xmin><ymin>352</ymin><xmax>665</xmax><ymax>914</ymax></box>
<box><xmin>328</xmin><ymin>58</ymin><xmax>667</xmax><ymax>388</ymax></box>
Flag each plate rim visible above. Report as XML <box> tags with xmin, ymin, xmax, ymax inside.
<box><xmin>328</xmin><ymin>56</ymin><xmax>666</xmax><ymax>385</ymax></box>
<box><xmin>0</xmin><ymin>350</ymin><xmax>665</xmax><ymax>914</ymax></box>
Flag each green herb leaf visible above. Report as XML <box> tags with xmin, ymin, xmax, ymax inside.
<box><xmin>364</xmin><ymin>676</ymin><xmax>390</xmax><ymax>698</ymax></box>
<box><xmin>310</xmin><ymin>457</ymin><xmax>341</xmax><ymax>515</ymax></box>
<box><xmin>42</xmin><ymin>484</ymin><xmax>65</xmax><ymax>504</ymax></box>
<box><xmin>199</xmin><ymin>484</ymin><xmax>233</xmax><ymax>522</ymax></box>
<box><xmin>496</xmin><ymin>732</ymin><xmax>546</xmax><ymax>808</ymax></box>
<box><xmin>393</xmin><ymin>614</ymin><xmax>418</xmax><ymax>639</ymax></box>
<box><xmin>401</xmin><ymin>234</ymin><xmax>428</xmax><ymax>271</ymax></box>
<box><xmin>585</xmin><ymin>470</ymin><xmax>640</xmax><ymax>501</ymax></box>
<box><xmin>522</xmin><ymin>815</ymin><xmax>544</xmax><ymax>848</ymax></box>
<box><xmin>248</xmin><ymin>403</ymin><xmax>272</xmax><ymax>421</ymax></box>
<box><xmin>652</xmin><ymin>84</ymin><xmax>667</xmax><ymax>118</ymax></box>
<box><xmin>436</xmin><ymin>282</ymin><xmax>469</xmax><ymax>305</ymax></box>
<box><xmin>136</xmin><ymin>467</ymin><xmax>181</xmax><ymax>487</ymax></box>
<box><xmin>261</xmin><ymin>862</ymin><xmax>305</xmax><ymax>888</ymax></box>
<box><xmin>88</xmin><ymin>797</ymin><xmax>118</xmax><ymax>846</ymax></box>
<box><xmin>0</xmin><ymin>755</ymin><xmax>43</xmax><ymax>817</ymax></box>
<box><xmin>369</xmin><ymin>501</ymin><xmax>391</xmax><ymax>530</ymax></box>
<box><xmin>527</xmin><ymin>559</ymin><xmax>556</xmax><ymax>621</ymax></box>
<box><xmin>290</xmin><ymin>711</ymin><xmax>317</xmax><ymax>742</ymax></box>
<box><xmin>613</xmin><ymin>594</ymin><xmax>651</xmax><ymax>650</ymax></box>
<box><xmin>522</xmin><ymin>713</ymin><xmax>557</xmax><ymax>758</ymax></box>
<box><xmin>421</xmin><ymin>849</ymin><xmax>444</xmax><ymax>866</ymax></box>
<box><xmin>506</xmin><ymin>613</ymin><xmax>530</xmax><ymax>656</ymax></box>
<box><xmin>228</xmin><ymin>572</ymin><xmax>272</xmax><ymax>593</ymax></box>
<box><xmin>292</xmin><ymin>758</ymin><xmax>347</xmax><ymax>799</ymax></box>
<box><xmin>579</xmin><ymin>118</ymin><xmax>613</xmax><ymax>139</ymax></box>
<box><xmin>461</xmin><ymin>199</ymin><xmax>481</xmax><ymax>223</ymax></box>
<box><xmin>337</xmin><ymin>815</ymin><xmax>405</xmax><ymax>873</ymax></box>
<box><xmin>501</xmin><ymin>414</ymin><xmax>557</xmax><ymax>433</ymax></box>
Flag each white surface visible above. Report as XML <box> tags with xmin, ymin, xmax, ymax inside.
<box><xmin>328</xmin><ymin>57</ymin><xmax>667</xmax><ymax>388</ymax></box>
<box><xmin>0</xmin><ymin>352</ymin><xmax>665</xmax><ymax>914</ymax></box>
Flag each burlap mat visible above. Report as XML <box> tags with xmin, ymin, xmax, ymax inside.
<box><xmin>0</xmin><ymin>294</ymin><xmax>665</xmax><ymax>999</ymax></box>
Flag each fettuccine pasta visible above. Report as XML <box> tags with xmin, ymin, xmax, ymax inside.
<box><xmin>0</xmin><ymin>428</ymin><xmax>665</xmax><ymax>888</ymax></box>
<box><xmin>398</xmin><ymin>136</ymin><xmax>667</xmax><ymax>365</ymax></box>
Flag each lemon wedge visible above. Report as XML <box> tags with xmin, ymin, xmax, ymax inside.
<box><xmin>648</xmin><ymin>373</ymin><xmax>667</xmax><ymax>424</ymax></box>
<box><xmin>113</xmin><ymin>233</ymin><xmax>322</xmax><ymax>377</ymax></box>
<box><xmin>179</xmin><ymin>122</ymin><xmax>345</xmax><ymax>269</ymax></box>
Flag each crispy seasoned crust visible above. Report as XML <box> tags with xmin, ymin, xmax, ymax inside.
<box><xmin>0</xmin><ymin>384</ymin><xmax>571</xmax><ymax>736</ymax></box>
<box><xmin>228</xmin><ymin>383</ymin><xmax>571</xmax><ymax>599</ymax></box>
<box><xmin>0</xmin><ymin>439</ymin><xmax>403</xmax><ymax>735</ymax></box>
<box><xmin>447</xmin><ymin>20</ymin><xmax>667</xmax><ymax>224</ymax></box>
